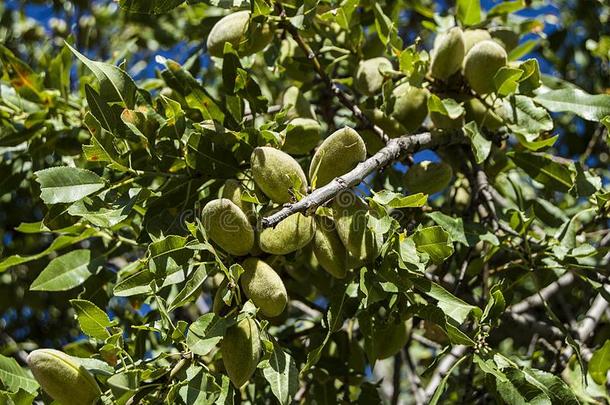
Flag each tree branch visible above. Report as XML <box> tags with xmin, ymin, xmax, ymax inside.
<box><xmin>509</xmin><ymin>272</ymin><xmax>576</xmax><ymax>314</ymax></box>
<box><xmin>281</xmin><ymin>18</ymin><xmax>389</xmax><ymax>143</ymax></box>
<box><xmin>261</xmin><ymin>131</ymin><xmax>466</xmax><ymax>227</ymax></box>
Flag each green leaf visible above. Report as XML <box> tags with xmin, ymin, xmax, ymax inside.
<box><xmin>535</xmin><ymin>88</ymin><xmax>610</xmax><ymax>122</ymax></box>
<box><xmin>168</xmin><ymin>264</ymin><xmax>210</xmax><ymax>311</ymax></box>
<box><xmin>66</xmin><ymin>43</ymin><xmax>136</xmax><ymax>108</ymax></box>
<box><xmin>0</xmin><ymin>229</ymin><xmax>96</xmax><ymax>273</ymax></box>
<box><xmin>148</xmin><ymin>235</ymin><xmax>192</xmax><ymax>275</ymax></box>
<box><xmin>0</xmin><ymin>355</ymin><xmax>39</xmax><ymax>394</ymax></box>
<box><xmin>187</xmin><ymin>313</ymin><xmax>228</xmax><ymax>356</ymax></box>
<box><xmin>188</xmin><ymin>0</ymin><xmax>250</xmax><ymax>8</ymax></box>
<box><xmin>509</xmin><ymin>152</ymin><xmax>574</xmax><ymax>193</ymax></box>
<box><xmin>262</xmin><ymin>345</ymin><xmax>299</xmax><ymax>405</ymax></box>
<box><xmin>589</xmin><ymin>340</ymin><xmax>610</xmax><ymax>385</ymax></box>
<box><xmin>118</xmin><ymin>0</ymin><xmax>185</xmax><ymax>14</ymax></box>
<box><xmin>504</xmin><ymin>95</ymin><xmax>553</xmax><ymax>137</ymax></box>
<box><xmin>35</xmin><ymin>167</ymin><xmax>105</xmax><ymax>204</ymax></box>
<box><xmin>412</xmin><ymin>226</ymin><xmax>455</xmax><ymax>264</ymax></box>
<box><xmin>508</xmin><ymin>39</ymin><xmax>540</xmax><ymax>61</ymax></box>
<box><xmin>487</xmin><ymin>0</ymin><xmax>525</xmax><ymax>18</ymax></box>
<box><xmin>113</xmin><ymin>270</ymin><xmax>154</xmax><ymax>297</ymax></box>
<box><xmin>427</xmin><ymin>212</ymin><xmax>469</xmax><ymax>246</ymax></box>
<box><xmin>409</xmin><ymin>277</ymin><xmax>481</xmax><ymax>323</ymax></box>
<box><xmin>429</xmin><ymin>355</ymin><xmax>468</xmax><ymax>405</ymax></box>
<box><xmin>456</xmin><ymin>0</ymin><xmax>481</xmax><ymax>26</ymax></box>
<box><xmin>463</xmin><ymin>121</ymin><xmax>491</xmax><ymax>164</ymax></box>
<box><xmin>494</xmin><ymin>67</ymin><xmax>523</xmax><ymax>97</ymax></box>
<box><xmin>70</xmin><ymin>299</ymin><xmax>112</xmax><ymax>340</ymax></box>
<box><xmin>372</xmin><ymin>190</ymin><xmax>427</xmax><ymax>208</ymax></box>
<box><xmin>30</xmin><ymin>249</ymin><xmax>99</xmax><ymax>291</ymax></box>
<box><xmin>177</xmin><ymin>366</ymin><xmax>221</xmax><ymax>404</ymax></box>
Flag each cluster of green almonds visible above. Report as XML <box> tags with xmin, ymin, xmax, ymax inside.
<box><xmin>201</xmin><ymin>122</ymin><xmax>397</xmax><ymax>386</ymax></box>
<box><xmin>206</xmin><ymin>11</ymin><xmax>273</xmax><ymax>57</ymax></box>
<box><xmin>27</xmin><ymin>349</ymin><xmax>102</xmax><ymax>405</ymax></box>
<box><xmin>355</xmin><ymin>26</ymin><xmax>510</xmax><ymax>143</ymax></box>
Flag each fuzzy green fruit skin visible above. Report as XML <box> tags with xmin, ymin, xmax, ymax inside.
<box><xmin>27</xmin><ymin>349</ymin><xmax>101</xmax><ymax>405</ymax></box>
<box><xmin>373</xmin><ymin>321</ymin><xmax>411</xmax><ymax>359</ymax></box>
<box><xmin>490</xmin><ymin>27</ymin><xmax>519</xmax><ymax>51</ymax></box>
<box><xmin>354</xmin><ymin>57</ymin><xmax>392</xmax><ymax>96</ymax></box>
<box><xmin>221</xmin><ymin>318</ymin><xmax>261</xmax><ymax>387</ymax></box>
<box><xmin>282</xmin><ymin>118</ymin><xmax>322</xmax><ymax>155</ymax></box>
<box><xmin>201</xmin><ymin>199</ymin><xmax>254</xmax><ymax>256</ymax></box>
<box><xmin>282</xmin><ymin>86</ymin><xmax>315</xmax><ymax>119</ymax></box>
<box><xmin>463</xmin><ymin>29</ymin><xmax>492</xmax><ymax>54</ymax></box>
<box><xmin>464</xmin><ymin>98</ymin><xmax>503</xmax><ymax>130</ymax></box>
<box><xmin>391</xmin><ymin>83</ymin><xmax>429</xmax><ymax>133</ymax></box>
<box><xmin>207</xmin><ymin>11</ymin><xmax>273</xmax><ymax>57</ymax></box>
<box><xmin>463</xmin><ymin>40</ymin><xmax>507</xmax><ymax>95</ymax></box>
<box><xmin>259</xmin><ymin>211</ymin><xmax>316</xmax><ymax>255</ymax></box>
<box><xmin>241</xmin><ymin>258</ymin><xmax>288</xmax><ymax>317</ymax></box>
<box><xmin>363</xmin><ymin>108</ymin><xmax>407</xmax><ymax>138</ymax></box>
<box><xmin>430</xmin><ymin>111</ymin><xmax>464</xmax><ymax>129</ymax></box>
<box><xmin>430</xmin><ymin>27</ymin><xmax>465</xmax><ymax>81</ymax></box>
<box><xmin>222</xmin><ymin>179</ymin><xmax>254</xmax><ymax>219</ymax></box>
<box><xmin>312</xmin><ymin>217</ymin><xmax>350</xmax><ymax>279</ymax></box>
<box><xmin>251</xmin><ymin>147</ymin><xmax>307</xmax><ymax>203</ymax></box>
<box><xmin>309</xmin><ymin>127</ymin><xmax>366</xmax><ymax>188</ymax></box>
<box><xmin>404</xmin><ymin>160</ymin><xmax>453</xmax><ymax>195</ymax></box>
<box><xmin>332</xmin><ymin>192</ymin><xmax>382</xmax><ymax>263</ymax></box>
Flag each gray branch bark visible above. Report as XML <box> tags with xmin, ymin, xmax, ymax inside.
<box><xmin>261</xmin><ymin>131</ymin><xmax>466</xmax><ymax>228</ymax></box>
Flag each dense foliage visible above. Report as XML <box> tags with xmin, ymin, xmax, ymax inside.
<box><xmin>1</xmin><ymin>0</ymin><xmax>609</xmax><ymax>403</ymax></box>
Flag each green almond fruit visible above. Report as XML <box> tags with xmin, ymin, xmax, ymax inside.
<box><xmin>363</xmin><ymin>108</ymin><xmax>407</xmax><ymax>138</ymax></box>
<box><xmin>312</xmin><ymin>217</ymin><xmax>351</xmax><ymax>279</ymax></box>
<box><xmin>463</xmin><ymin>29</ymin><xmax>492</xmax><ymax>54</ymax></box>
<box><xmin>430</xmin><ymin>27</ymin><xmax>465</xmax><ymax>81</ymax></box>
<box><xmin>241</xmin><ymin>258</ymin><xmax>288</xmax><ymax>317</ymax></box>
<box><xmin>354</xmin><ymin>57</ymin><xmax>392</xmax><ymax>96</ymax></box>
<box><xmin>222</xmin><ymin>179</ymin><xmax>255</xmax><ymax>219</ymax></box>
<box><xmin>391</xmin><ymin>83</ymin><xmax>429</xmax><ymax>133</ymax></box>
<box><xmin>463</xmin><ymin>98</ymin><xmax>504</xmax><ymax>130</ymax></box>
<box><xmin>282</xmin><ymin>118</ymin><xmax>322</xmax><ymax>155</ymax></box>
<box><xmin>27</xmin><ymin>349</ymin><xmax>101</xmax><ymax>405</ymax></box>
<box><xmin>373</xmin><ymin>320</ymin><xmax>411</xmax><ymax>359</ymax></box>
<box><xmin>282</xmin><ymin>86</ymin><xmax>315</xmax><ymax>119</ymax></box>
<box><xmin>463</xmin><ymin>40</ymin><xmax>507</xmax><ymax>95</ymax></box>
<box><xmin>251</xmin><ymin>146</ymin><xmax>308</xmax><ymax>203</ymax></box>
<box><xmin>221</xmin><ymin>318</ymin><xmax>261</xmax><ymax>387</ymax></box>
<box><xmin>430</xmin><ymin>110</ymin><xmax>464</xmax><ymax>130</ymax></box>
<box><xmin>332</xmin><ymin>191</ymin><xmax>382</xmax><ymax>263</ymax></box>
<box><xmin>207</xmin><ymin>11</ymin><xmax>273</xmax><ymax>57</ymax></box>
<box><xmin>259</xmin><ymin>210</ymin><xmax>316</xmax><ymax>255</ymax></box>
<box><xmin>309</xmin><ymin>127</ymin><xmax>366</xmax><ymax>188</ymax></box>
<box><xmin>201</xmin><ymin>198</ymin><xmax>255</xmax><ymax>256</ymax></box>
<box><xmin>404</xmin><ymin>160</ymin><xmax>453</xmax><ymax>195</ymax></box>
<box><xmin>490</xmin><ymin>27</ymin><xmax>519</xmax><ymax>51</ymax></box>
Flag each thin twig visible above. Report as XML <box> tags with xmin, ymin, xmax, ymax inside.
<box><xmin>424</xmin><ymin>346</ymin><xmax>468</xmax><ymax>399</ymax></box>
<box><xmin>261</xmin><ymin>131</ymin><xmax>466</xmax><ymax>227</ymax></box>
<box><xmin>281</xmin><ymin>17</ymin><xmax>389</xmax><ymax>144</ymax></box>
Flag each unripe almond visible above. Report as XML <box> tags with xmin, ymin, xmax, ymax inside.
<box><xmin>373</xmin><ymin>320</ymin><xmax>411</xmax><ymax>359</ymax></box>
<box><xmin>241</xmin><ymin>258</ymin><xmax>288</xmax><ymax>317</ymax></box>
<box><xmin>309</xmin><ymin>127</ymin><xmax>366</xmax><ymax>188</ymax></box>
<box><xmin>312</xmin><ymin>217</ymin><xmax>351</xmax><ymax>279</ymax></box>
<box><xmin>27</xmin><ymin>349</ymin><xmax>101</xmax><ymax>405</ymax></box>
<box><xmin>259</xmin><ymin>210</ymin><xmax>316</xmax><ymax>255</ymax></box>
<box><xmin>201</xmin><ymin>198</ymin><xmax>255</xmax><ymax>256</ymax></box>
<box><xmin>251</xmin><ymin>147</ymin><xmax>308</xmax><ymax>203</ymax></box>
<box><xmin>363</xmin><ymin>108</ymin><xmax>407</xmax><ymax>138</ymax></box>
<box><xmin>332</xmin><ymin>191</ymin><xmax>382</xmax><ymax>263</ymax></box>
<box><xmin>463</xmin><ymin>98</ymin><xmax>504</xmax><ymax>130</ymax></box>
<box><xmin>282</xmin><ymin>118</ymin><xmax>322</xmax><ymax>155</ymax></box>
<box><xmin>222</xmin><ymin>179</ymin><xmax>255</xmax><ymax>219</ymax></box>
<box><xmin>282</xmin><ymin>86</ymin><xmax>315</xmax><ymax>119</ymax></box>
<box><xmin>463</xmin><ymin>40</ymin><xmax>507</xmax><ymax>95</ymax></box>
<box><xmin>463</xmin><ymin>29</ymin><xmax>492</xmax><ymax>54</ymax></box>
<box><xmin>354</xmin><ymin>57</ymin><xmax>392</xmax><ymax>96</ymax></box>
<box><xmin>430</xmin><ymin>27</ymin><xmax>465</xmax><ymax>81</ymax></box>
<box><xmin>221</xmin><ymin>318</ymin><xmax>261</xmax><ymax>387</ymax></box>
<box><xmin>404</xmin><ymin>160</ymin><xmax>453</xmax><ymax>195</ymax></box>
<box><xmin>206</xmin><ymin>11</ymin><xmax>273</xmax><ymax>57</ymax></box>
<box><xmin>391</xmin><ymin>83</ymin><xmax>429</xmax><ymax>133</ymax></box>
